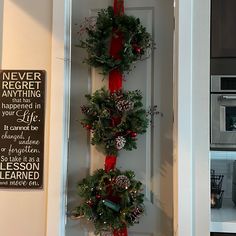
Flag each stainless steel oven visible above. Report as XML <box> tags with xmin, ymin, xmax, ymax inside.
<box><xmin>211</xmin><ymin>75</ymin><xmax>236</xmax><ymax>150</ymax></box>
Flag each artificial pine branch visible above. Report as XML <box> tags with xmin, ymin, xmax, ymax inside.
<box><xmin>78</xmin><ymin>6</ymin><xmax>154</xmax><ymax>75</ymax></box>
<box><xmin>81</xmin><ymin>87</ymin><xmax>149</xmax><ymax>155</ymax></box>
<box><xmin>73</xmin><ymin>169</ymin><xmax>145</xmax><ymax>235</ymax></box>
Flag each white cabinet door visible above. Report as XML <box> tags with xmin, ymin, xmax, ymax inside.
<box><xmin>66</xmin><ymin>0</ymin><xmax>173</xmax><ymax>235</ymax></box>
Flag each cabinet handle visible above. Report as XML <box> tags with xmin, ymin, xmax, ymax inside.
<box><xmin>221</xmin><ymin>95</ymin><xmax>236</xmax><ymax>100</ymax></box>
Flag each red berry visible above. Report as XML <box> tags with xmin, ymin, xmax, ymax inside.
<box><xmin>130</xmin><ymin>132</ymin><xmax>137</xmax><ymax>138</ymax></box>
<box><xmin>85</xmin><ymin>125</ymin><xmax>92</xmax><ymax>130</ymax></box>
<box><xmin>135</xmin><ymin>47</ymin><xmax>141</xmax><ymax>53</ymax></box>
<box><xmin>87</xmin><ymin>200</ymin><xmax>94</xmax><ymax>207</ymax></box>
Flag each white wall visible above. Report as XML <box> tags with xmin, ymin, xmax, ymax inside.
<box><xmin>0</xmin><ymin>1</ymin><xmax>52</xmax><ymax>236</ymax></box>
<box><xmin>0</xmin><ymin>0</ymin><xmax>3</xmax><ymax>67</ymax></box>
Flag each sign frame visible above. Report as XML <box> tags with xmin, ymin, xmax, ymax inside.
<box><xmin>0</xmin><ymin>70</ymin><xmax>46</xmax><ymax>189</ymax></box>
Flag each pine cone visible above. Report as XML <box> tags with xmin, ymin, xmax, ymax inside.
<box><xmin>116</xmin><ymin>99</ymin><xmax>134</xmax><ymax>112</ymax></box>
<box><xmin>81</xmin><ymin>105</ymin><xmax>90</xmax><ymax>114</ymax></box>
<box><xmin>129</xmin><ymin>207</ymin><xmax>144</xmax><ymax>223</ymax></box>
<box><xmin>115</xmin><ymin>136</ymin><xmax>126</xmax><ymax>150</ymax></box>
<box><xmin>115</xmin><ymin>175</ymin><xmax>131</xmax><ymax>189</ymax></box>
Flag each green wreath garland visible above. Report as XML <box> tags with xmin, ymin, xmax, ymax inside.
<box><xmin>79</xmin><ymin>6</ymin><xmax>153</xmax><ymax>75</ymax></box>
<box><xmin>81</xmin><ymin>87</ymin><xmax>149</xmax><ymax>156</ymax></box>
<box><xmin>71</xmin><ymin>168</ymin><xmax>145</xmax><ymax>235</ymax></box>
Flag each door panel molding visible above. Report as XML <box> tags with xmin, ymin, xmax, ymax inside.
<box><xmin>46</xmin><ymin>0</ymin><xmax>71</xmax><ymax>235</ymax></box>
<box><xmin>127</xmin><ymin>6</ymin><xmax>154</xmax><ymax>202</ymax></box>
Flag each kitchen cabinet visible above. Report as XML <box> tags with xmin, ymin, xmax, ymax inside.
<box><xmin>211</xmin><ymin>0</ymin><xmax>236</xmax><ymax>58</ymax></box>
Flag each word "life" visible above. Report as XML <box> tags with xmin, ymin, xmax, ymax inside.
<box><xmin>16</xmin><ymin>110</ymin><xmax>39</xmax><ymax>126</ymax></box>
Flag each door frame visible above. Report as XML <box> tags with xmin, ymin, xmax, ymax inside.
<box><xmin>46</xmin><ymin>0</ymin><xmax>211</xmax><ymax>235</ymax></box>
<box><xmin>174</xmin><ymin>0</ymin><xmax>210</xmax><ymax>236</ymax></box>
<box><xmin>46</xmin><ymin>0</ymin><xmax>71</xmax><ymax>235</ymax></box>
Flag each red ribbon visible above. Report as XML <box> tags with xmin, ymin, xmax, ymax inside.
<box><xmin>106</xmin><ymin>0</ymin><xmax>125</xmax><ymax>171</ymax></box>
<box><xmin>108</xmin><ymin>3</ymin><xmax>127</xmax><ymax>235</ymax></box>
<box><xmin>105</xmin><ymin>155</ymin><xmax>117</xmax><ymax>172</ymax></box>
<box><xmin>109</xmin><ymin>0</ymin><xmax>124</xmax><ymax>92</ymax></box>
<box><xmin>114</xmin><ymin>227</ymin><xmax>128</xmax><ymax>236</ymax></box>
<box><xmin>113</xmin><ymin>0</ymin><xmax>124</xmax><ymax>16</ymax></box>
<box><xmin>109</xmin><ymin>30</ymin><xmax>123</xmax><ymax>92</ymax></box>
<box><xmin>105</xmin><ymin>156</ymin><xmax>128</xmax><ymax>236</ymax></box>
<box><xmin>109</xmin><ymin>69</ymin><xmax>123</xmax><ymax>92</ymax></box>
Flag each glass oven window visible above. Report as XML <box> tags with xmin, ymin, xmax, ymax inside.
<box><xmin>226</xmin><ymin>106</ymin><xmax>236</xmax><ymax>131</ymax></box>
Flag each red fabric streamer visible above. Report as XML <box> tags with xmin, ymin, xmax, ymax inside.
<box><xmin>108</xmin><ymin>3</ymin><xmax>127</xmax><ymax>234</ymax></box>
<box><xmin>113</xmin><ymin>0</ymin><xmax>124</xmax><ymax>16</ymax></box>
<box><xmin>109</xmin><ymin>69</ymin><xmax>123</xmax><ymax>92</ymax></box>
<box><xmin>109</xmin><ymin>30</ymin><xmax>123</xmax><ymax>91</ymax></box>
<box><xmin>105</xmin><ymin>155</ymin><xmax>117</xmax><ymax>172</ymax></box>
<box><xmin>114</xmin><ymin>227</ymin><xmax>128</xmax><ymax>236</ymax></box>
<box><xmin>110</xmin><ymin>31</ymin><xmax>123</xmax><ymax>59</ymax></box>
<box><xmin>109</xmin><ymin>0</ymin><xmax>124</xmax><ymax>92</ymax></box>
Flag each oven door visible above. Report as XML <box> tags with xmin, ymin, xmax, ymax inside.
<box><xmin>211</xmin><ymin>94</ymin><xmax>236</xmax><ymax>149</ymax></box>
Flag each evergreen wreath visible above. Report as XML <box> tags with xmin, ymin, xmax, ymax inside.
<box><xmin>79</xmin><ymin>6</ymin><xmax>153</xmax><ymax>75</ymax></box>
<box><xmin>71</xmin><ymin>168</ymin><xmax>145</xmax><ymax>235</ymax></box>
<box><xmin>80</xmin><ymin>87</ymin><xmax>149</xmax><ymax>156</ymax></box>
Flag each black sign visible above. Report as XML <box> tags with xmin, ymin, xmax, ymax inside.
<box><xmin>0</xmin><ymin>70</ymin><xmax>45</xmax><ymax>189</ymax></box>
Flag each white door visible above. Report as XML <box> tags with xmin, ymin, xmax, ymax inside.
<box><xmin>66</xmin><ymin>0</ymin><xmax>174</xmax><ymax>235</ymax></box>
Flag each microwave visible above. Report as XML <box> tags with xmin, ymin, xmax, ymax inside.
<box><xmin>211</xmin><ymin>0</ymin><xmax>236</xmax><ymax>58</ymax></box>
<box><xmin>211</xmin><ymin>75</ymin><xmax>236</xmax><ymax>150</ymax></box>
